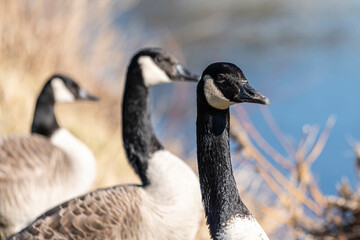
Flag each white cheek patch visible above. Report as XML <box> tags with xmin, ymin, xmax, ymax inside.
<box><xmin>51</xmin><ymin>78</ymin><xmax>75</xmax><ymax>103</ymax></box>
<box><xmin>138</xmin><ymin>56</ymin><xmax>171</xmax><ymax>87</ymax></box>
<box><xmin>204</xmin><ymin>76</ymin><xmax>236</xmax><ymax>109</ymax></box>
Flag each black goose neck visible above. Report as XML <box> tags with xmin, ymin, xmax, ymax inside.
<box><xmin>196</xmin><ymin>80</ymin><xmax>251</xmax><ymax>239</ymax></box>
<box><xmin>31</xmin><ymin>83</ymin><xmax>59</xmax><ymax>137</ymax></box>
<box><xmin>122</xmin><ymin>60</ymin><xmax>163</xmax><ymax>186</ymax></box>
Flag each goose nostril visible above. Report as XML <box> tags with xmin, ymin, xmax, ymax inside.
<box><xmin>247</xmin><ymin>90</ymin><xmax>255</xmax><ymax>96</ymax></box>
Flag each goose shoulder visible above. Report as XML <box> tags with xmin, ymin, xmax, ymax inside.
<box><xmin>0</xmin><ymin>134</ymin><xmax>69</xmax><ymax>185</ymax></box>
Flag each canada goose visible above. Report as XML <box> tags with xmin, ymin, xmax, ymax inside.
<box><xmin>0</xmin><ymin>75</ymin><xmax>98</xmax><ymax>236</ymax></box>
<box><xmin>8</xmin><ymin>48</ymin><xmax>202</xmax><ymax>240</ymax></box>
<box><xmin>196</xmin><ymin>62</ymin><xmax>270</xmax><ymax>240</ymax></box>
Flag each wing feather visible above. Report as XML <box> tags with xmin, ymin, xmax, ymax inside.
<box><xmin>0</xmin><ymin>134</ymin><xmax>68</xmax><ymax>185</ymax></box>
<box><xmin>9</xmin><ymin>186</ymin><xmax>144</xmax><ymax>240</ymax></box>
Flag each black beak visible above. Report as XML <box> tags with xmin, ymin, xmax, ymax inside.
<box><xmin>78</xmin><ymin>88</ymin><xmax>100</xmax><ymax>101</ymax></box>
<box><xmin>234</xmin><ymin>82</ymin><xmax>270</xmax><ymax>105</ymax></box>
<box><xmin>172</xmin><ymin>63</ymin><xmax>200</xmax><ymax>82</ymax></box>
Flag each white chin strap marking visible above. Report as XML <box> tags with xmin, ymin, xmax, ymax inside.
<box><xmin>51</xmin><ymin>78</ymin><xmax>75</xmax><ymax>103</ymax></box>
<box><xmin>138</xmin><ymin>56</ymin><xmax>171</xmax><ymax>87</ymax></box>
<box><xmin>203</xmin><ymin>75</ymin><xmax>235</xmax><ymax>109</ymax></box>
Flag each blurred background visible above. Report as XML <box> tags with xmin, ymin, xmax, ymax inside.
<box><xmin>1</xmin><ymin>0</ymin><xmax>359</xmax><ymax>239</ymax></box>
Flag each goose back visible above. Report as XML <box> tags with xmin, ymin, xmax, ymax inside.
<box><xmin>9</xmin><ymin>182</ymin><xmax>198</xmax><ymax>240</ymax></box>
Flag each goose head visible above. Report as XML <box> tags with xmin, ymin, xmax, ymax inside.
<box><xmin>200</xmin><ymin>62</ymin><xmax>269</xmax><ymax>110</ymax></box>
<box><xmin>45</xmin><ymin>74</ymin><xmax>99</xmax><ymax>103</ymax></box>
<box><xmin>31</xmin><ymin>74</ymin><xmax>99</xmax><ymax>137</ymax></box>
<box><xmin>131</xmin><ymin>48</ymin><xmax>199</xmax><ymax>87</ymax></box>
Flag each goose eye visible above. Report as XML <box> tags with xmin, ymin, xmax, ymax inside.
<box><xmin>156</xmin><ymin>55</ymin><xmax>163</xmax><ymax>62</ymax></box>
<box><xmin>67</xmin><ymin>82</ymin><xmax>76</xmax><ymax>89</ymax></box>
<box><xmin>65</xmin><ymin>81</ymin><xmax>78</xmax><ymax>93</ymax></box>
<box><xmin>217</xmin><ymin>74</ymin><xmax>226</xmax><ymax>83</ymax></box>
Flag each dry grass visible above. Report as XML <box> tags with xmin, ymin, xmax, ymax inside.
<box><xmin>0</xmin><ymin>0</ymin><xmax>140</xmax><ymax>189</ymax></box>
<box><xmin>227</xmin><ymin>105</ymin><xmax>360</xmax><ymax>239</ymax></box>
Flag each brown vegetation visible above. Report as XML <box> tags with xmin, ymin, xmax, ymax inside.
<box><xmin>227</xmin><ymin>106</ymin><xmax>360</xmax><ymax>239</ymax></box>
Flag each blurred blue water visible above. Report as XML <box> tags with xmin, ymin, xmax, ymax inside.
<box><xmin>250</xmin><ymin>43</ymin><xmax>360</xmax><ymax>194</ymax></box>
<box><xmin>122</xmin><ymin>0</ymin><xmax>360</xmax><ymax>195</ymax></box>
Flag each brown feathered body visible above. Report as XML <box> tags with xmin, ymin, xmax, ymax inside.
<box><xmin>0</xmin><ymin>129</ymin><xmax>96</xmax><ymax>236</ymax></box>
<box><xmin>8</xmin><ymin>150</ymin><xmax>202</xmax><ymax>240</ymax></box>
